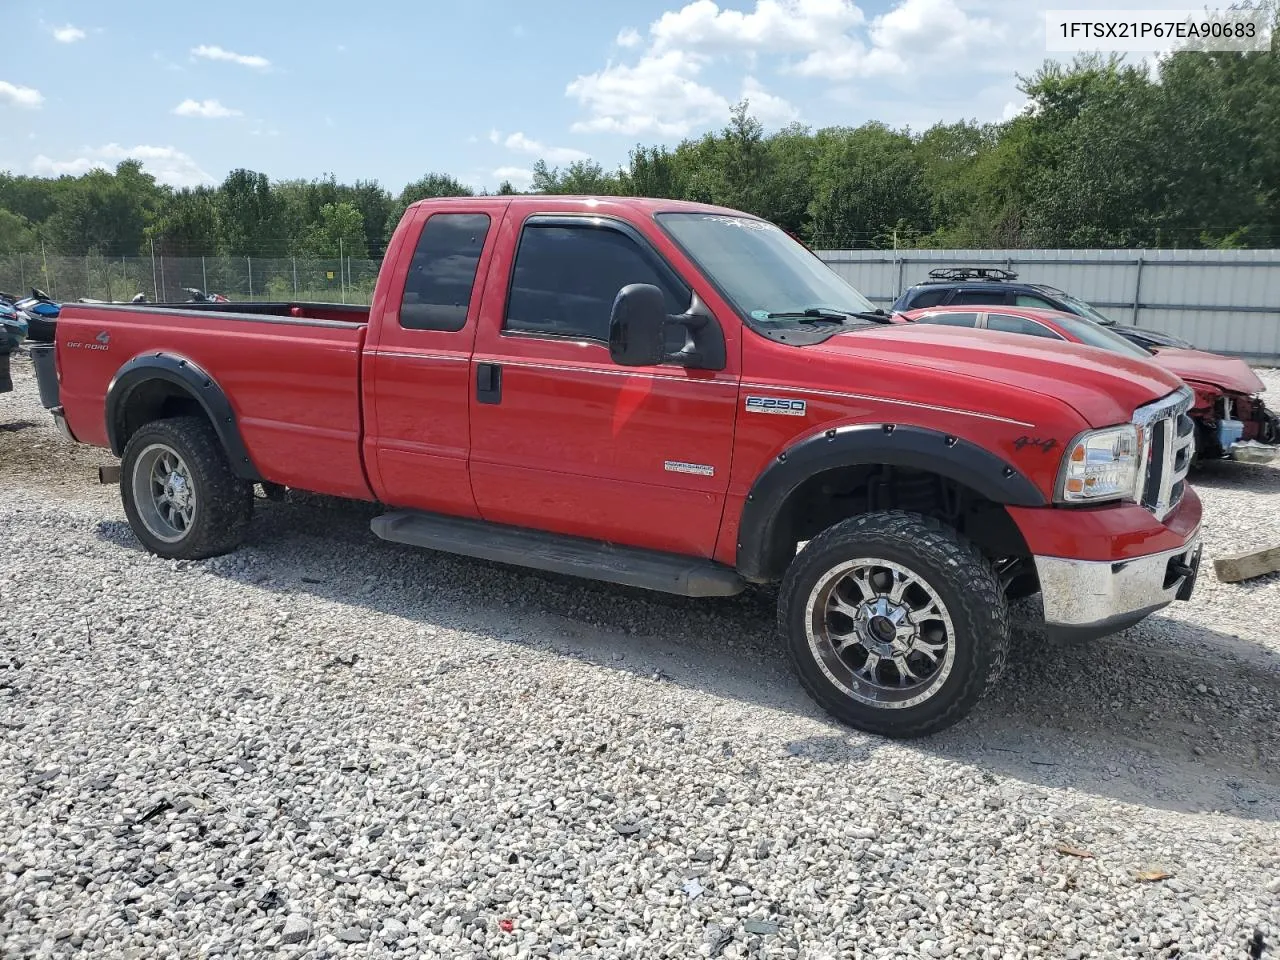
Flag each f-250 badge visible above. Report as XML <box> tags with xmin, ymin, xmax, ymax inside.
<box><xmin>1013</xmin><ymin>435</ymin><xmax>1057</xmax><ymax>454</ymax></box>
<box><xmin>745</xmin><ymin>395</ymin><xmax>807</xmax><ymax>416</ymax></box>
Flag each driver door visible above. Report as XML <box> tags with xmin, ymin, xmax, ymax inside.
<box><xmin>467</xmin><ymin>213</ymin><xmax>740</xmax><ymax>558</ymax></box>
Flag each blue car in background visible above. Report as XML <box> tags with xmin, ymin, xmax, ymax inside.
<box><xmin>1</xmin><ymin>293</ymin><xmax>30</xmax><ymax>395</ymax></box>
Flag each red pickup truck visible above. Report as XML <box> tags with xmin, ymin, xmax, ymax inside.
<box><xmin>33</xmin><ymin>196</ymin><xmax>1203</xmax><ymax>738</ymax></box>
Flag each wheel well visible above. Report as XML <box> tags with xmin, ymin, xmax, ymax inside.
<box><xmin>116</xmin><ymin>380</ymin><xmax>207</xmax><ymax>452</ymax></box>
<box><xmin>764</xmin><ymin>463</ymin><xmax>1036</xmax><ymax>593</ymax></box>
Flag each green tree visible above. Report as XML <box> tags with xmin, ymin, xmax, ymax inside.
<box><xmin>216</xmin><ymin>169</ymin><xmax>287</xmax><ymax>257</ymax></box>
<box><xmin>42</xmin><ymin>160</ymin><xmax>163</xmax><ymax>256</ymax></box>
<box><xmin>0</xmin><ymin>208</ymin><xmax>37</xmax><ymax>254</ymax></box>
<box><xmin>148</xmin><ymin>187</ymin><xmax>219</xmax><ymax>256</ymax></box>
<box><xmin>304</xmin><ymin>201</ymin><xmax>367</xmax><ymax>259</ymax></box>
<box><xmin>807</xmin><ymin>124</ymin><xmax>931</xmax><ymax>248</ymax></box>
<box><xmin>387</xmin><ymin>172</ymin><xmax>473</xmax><ymax>234</ymax></box>
<box><xmin>530</xmin><ymin>159</ymin><xmax>623</xmax><ymax>195</ymax></box>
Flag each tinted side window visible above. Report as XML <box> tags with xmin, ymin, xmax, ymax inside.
<box><xmin>915</xmin><ymin>311</ymin><xmax>979</xmax><ymax>327</ymax></box>
<box><xmin>399</xmin><ymin>213</ymin><xmax>491</xmax><ymax>332</ymax></box>
<box><xmin>987</xmin><ymin>313</ymin><xmax>1063</xmax><ymax>339</ymax></box>
<box><xmin>1014</xmin><ymin>294</ymin><xmax>1056</xmax><ymax>309</ymax></box>
<box><xmin>948</xmin><ymin>289</ymin><xmax>1006</xmax><ymax>306</ymax></box>
<box><xmin>505</xmin><ymin>224</ymin><xmax>687</xmax><ymax>341</ymax></box>
<box><xmin>908</xmin><ymin>288</ymin><xmax>949</xmax><ymax>308</ymax></box>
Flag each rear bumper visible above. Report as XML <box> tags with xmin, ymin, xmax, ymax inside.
<box><xmin>50</xmin><ymin>405</ymin><xmax>78</xmax><ymax>443</ymax></box>
<box><xmin>1035</xmin><ymin>533</ymin><xmax>1202</xmax><ymax>641</ymax></box>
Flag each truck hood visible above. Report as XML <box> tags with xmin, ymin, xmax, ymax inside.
<box><xmin>812</xmin><ymin>324</ymin><xmax>1186</xmax><ymax>428</ymax></box>
<box><xmin>1148</xmin><ymin>347</ymin><xmax>1265</xmax><ymax>395</ymax></box>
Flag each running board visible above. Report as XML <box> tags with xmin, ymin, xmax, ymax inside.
<box><xmin>370</xmin><ymin>511</ymin><xmax>745</xmax><ymax>598</ymax></box>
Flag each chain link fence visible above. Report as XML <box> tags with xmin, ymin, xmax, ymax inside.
<box><xmin>0</xmin><ymin>254</ymin><xmax>383</xmax><ymax>305</ymax></box>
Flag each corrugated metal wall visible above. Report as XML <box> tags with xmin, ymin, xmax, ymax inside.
<box><xmin>817</xmin><ymin>249</ymin><xmax>1280</xmax><ymax>363</ymax></box>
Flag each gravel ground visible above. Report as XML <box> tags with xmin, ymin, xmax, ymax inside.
<box><xmin>1</xmin><ymin>351</ymin><xmax>1278</xmax><ymax>960</ymax></box>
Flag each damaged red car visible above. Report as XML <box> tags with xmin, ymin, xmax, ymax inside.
<box><xmin>894</xmin><ymin>305</ymin><xmax>1279</xmax><ymax>466</ymax></box>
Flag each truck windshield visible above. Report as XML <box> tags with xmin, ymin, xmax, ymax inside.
<box><xmin>656</xmin><ymin>213</ymin><xmax>877</xmax><ymax>325</ymax></box>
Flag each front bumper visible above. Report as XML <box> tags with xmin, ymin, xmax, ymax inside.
<box><xmin>1035</xmin><ymin>532</ymin><xmax>1202</xmax><ymax>642</ymax></box>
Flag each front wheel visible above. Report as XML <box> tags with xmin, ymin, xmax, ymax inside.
<box><xmin>778</xmin><ymin>511</ymin><xmax>1010</xmax><ymax>739</ymax></box>
<box><xmin>120</xmin><ymin>416</ymin><xmax>252</xmax><ymax>560</ymax></box>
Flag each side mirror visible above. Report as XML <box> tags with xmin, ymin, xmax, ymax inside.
<box><xmin>609</xmin><ymin>283</ymin><xmax>667</xmax><ymax>367</ymax></box>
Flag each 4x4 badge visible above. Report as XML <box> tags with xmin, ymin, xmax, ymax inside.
<box><xmin>745</xmin><ymin>395</ymin><xmax>807</xmax><ymax>416</ymax></box>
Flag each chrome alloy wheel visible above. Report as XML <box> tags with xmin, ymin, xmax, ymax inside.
<box><xmin>131</xmin><ymin>443</ymin><xmax>197</xmax><ymax>543</ymax></box>
<box><xmin>804</xmin><ymin>558</ymin><xmax>957</xmax><ymax>709</ymax></box>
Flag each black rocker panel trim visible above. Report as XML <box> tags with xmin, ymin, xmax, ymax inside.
<box><xmin>105</xmin><ymin>353</ymin><xmax>263</xmax><ymax>482</ymax></box>
<box><xmin>737</xmin><ymin>423</ymin><xmax>1047</xmax><ymax>581</ymax></box>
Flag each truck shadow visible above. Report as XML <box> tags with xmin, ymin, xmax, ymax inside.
<box><xmin>1189</xmin><ymin>459</ymin><xmax>1280</xmax><ymax>494</ymax></box>
<box><xmin>94</xmin><ymin>494</ymin><xmax>1280</xmax><ymax>824</ymax></box>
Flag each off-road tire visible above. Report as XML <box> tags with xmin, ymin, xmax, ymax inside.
<box><xmin>120</xmin><ymin>416</ymin><xmax>252</xmax><ymax>560</ymax></box>
<box><xmin>778</xmin><ymin>510</ymin><xmax>1010</xmax><ymax>739</ymax></box>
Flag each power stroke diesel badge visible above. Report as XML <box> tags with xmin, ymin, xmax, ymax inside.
<box><xmin>745</xmin><ymin>395</ymin><xmax>807</xmax><ymax>416</ymax></box>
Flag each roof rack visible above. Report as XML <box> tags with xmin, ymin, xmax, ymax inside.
<box><xmin>925</xmin><ymin>267</ymin><xmax>1019</xmax><ymax>282</ymax></box>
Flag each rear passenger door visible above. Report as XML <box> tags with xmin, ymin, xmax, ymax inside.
<box><xmin>364</xmin><ymin>201</ymin><xmax>508</xmax><ymax>517</ymax></box>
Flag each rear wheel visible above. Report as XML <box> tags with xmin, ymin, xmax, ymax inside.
<box><xmin>779</xmin><ymin>511</ymin><xmax>1009</xmax><ymax>739</ymax></box>
<box><xmin>120</xmin><ymin>416</ymin><xmax>252</xmax><ymax>560</ymax></box>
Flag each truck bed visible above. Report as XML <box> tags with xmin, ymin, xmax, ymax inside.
<box><xmin>56</xmin><ymin>301</ymin><xmax>374</xmax><ymax>501</ymax></box>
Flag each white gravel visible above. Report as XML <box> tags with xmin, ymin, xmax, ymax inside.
<box><xmin>1</xmin><ymin>352</ymin><xmax>1278</xmax><ymax>959</ymax></box>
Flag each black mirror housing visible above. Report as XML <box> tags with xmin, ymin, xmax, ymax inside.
<box><xmin>609</xmin><ymin>283</ymin><xmax>667</xmax><ymax>367</ymax></box>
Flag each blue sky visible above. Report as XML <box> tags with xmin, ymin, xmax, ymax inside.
<box><xmin>0</xmin><ymin>0</ymin><xmax>1159</xmax><ymax>194</ymax></box>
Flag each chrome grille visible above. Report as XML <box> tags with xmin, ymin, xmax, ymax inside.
<box><xmin>1133</xmin><ymin>387</ymin><xmax>1194</xmax><ymax>521</ymax></box>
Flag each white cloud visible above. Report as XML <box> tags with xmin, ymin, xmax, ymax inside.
<box><xmin>31</xmin><ymin>144</ymin><xmax>214</xmax><ymax>188</ymax></box>
<box><xmin>650</xmin><ymin>0</ymin><xmax>866</xmax><ymax>54</ymax></box>
<box><xmin>567</xmin><ymin>49</ymin><xmax>730</xmax><ymax>136</ymax></box>
<box><xmin>191</xmin><ymin>44</ymin><xmax>270</xmax><ymax>69</ymax></box>
<box><xmin>0</xmin><ymin>81</ymin><xmax>44</xmax><ymax>109</ymax></box>
<box><xmin>173</xmin><ymin>98</ymin><xmax>242</xmax><ymax>119</ymax></box>
<box><xmin>1001</xmin><ymin>99</ymin><xmax>1028</xmax><ymax>121</ymax></box>
<box><xmin>493</xmin><ymin>166</ymin><xmax>534</xmax><ymax>189</ymax></box>
<box><xmin>502</xmin><ymin>132</ymin><xmax>590</xmax><ymax>164</ymax></box>
<box><xmin>739</xmin><ymin>76</ymin><xmax>799</xmax><ymax>125</ymax></box>
<box><xmin>570</xmin><ymin>0</ymin><xmax>1008</xmax><ymax>135</ymax></box>
<box><xmin>53</xmin><ymin>24</ymin><xmax>86</xmax><ymax>43</ymax></box>
<box><xmin>488</xmin><ymin>129</ymin><xmax>501</xmax><ymax>144</ymax></box>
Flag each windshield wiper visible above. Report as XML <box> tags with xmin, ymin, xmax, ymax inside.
<box><xmin>765</xmin><ymin>307</ymin><xmax>885</xmax><ymax>324</ymax></box>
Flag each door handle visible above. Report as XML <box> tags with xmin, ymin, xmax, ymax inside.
<box><xmin>476</xmin><ymin>362</ymin><xmax>502</xmax><ymax>404</ymax></box>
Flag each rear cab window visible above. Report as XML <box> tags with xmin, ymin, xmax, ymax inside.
<box><xmin>399</xmin><ymin>213</ymin><xmax>492</xmax><ymax>331</ymax></box>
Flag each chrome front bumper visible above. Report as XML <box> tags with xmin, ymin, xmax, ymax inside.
<box><xmin>1034</xmin><ymin>532</ymin><xmax>1202</xmax><ymax>641</ymax></box>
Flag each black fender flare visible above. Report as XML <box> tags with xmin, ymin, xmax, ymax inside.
<box><xmin>736</xmin><ymin>423</ymin><xmax>1047</xmax><ymax>581</ymax></box>
<box><xmin>105</xmin><ymin>352</ymin><xmax>263</xmax><ymax>481</ymax></box>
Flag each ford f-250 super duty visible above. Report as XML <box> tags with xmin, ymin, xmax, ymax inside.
<box><xmin>32</xmin><ymin>197</ymin><xmax>1203</xmax><ymax>738</ymax></box>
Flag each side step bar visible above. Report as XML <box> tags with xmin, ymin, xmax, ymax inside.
<box><xmin>370</xmin><ymin>510</ymin><xmax>745</xmax><ymax>598</ymax></box>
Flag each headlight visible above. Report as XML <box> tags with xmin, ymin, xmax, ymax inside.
<box><xmin>1057</xmin><ymin>424</ymin><xmax>1144</xmax><ymax>503</ymax></box>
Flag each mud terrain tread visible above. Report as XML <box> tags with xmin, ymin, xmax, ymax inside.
<box><xmin>120</xmin><ymin>416</ymin><xmax>251</xmax><ymax>560</ymax></box>
<box><xmin>778</xmin><ymin>510</ymin><xmax>1010</xmax><ymax>739</ymax></box>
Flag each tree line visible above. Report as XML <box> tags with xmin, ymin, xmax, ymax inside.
<box><xmin>2</xmin><ymin>47</ymin><xmax>1279</xmax><ymax>261</ymax></box>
